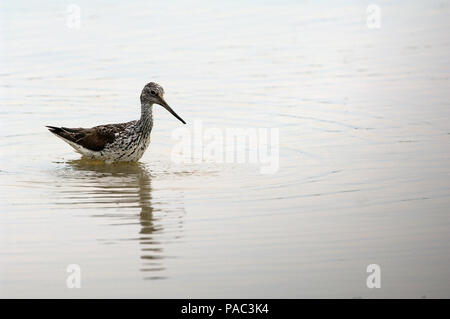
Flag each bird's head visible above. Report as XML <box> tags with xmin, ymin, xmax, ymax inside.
<box><xmin>140</xmin><ymin>82</ymin><xmax>186</xmax><ymax>124</ymax></box>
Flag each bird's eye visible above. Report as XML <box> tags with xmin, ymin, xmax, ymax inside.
<box><xmin>150</xmin><ymin>90</ymin><xmax>156</xmax><ymax>96</ymax></box>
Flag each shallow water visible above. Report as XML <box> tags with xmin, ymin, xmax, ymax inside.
<box><xmin>1</xmin><ymin>0</ymin><xmax>450</xmax><ymax>298</ymax></box>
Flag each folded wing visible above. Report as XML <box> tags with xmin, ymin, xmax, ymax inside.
<box><xmin>46</xmin><ymin>123</ymin><xmax>130</xmax><ymax>152</ymax></box>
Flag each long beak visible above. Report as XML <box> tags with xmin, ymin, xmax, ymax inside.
<box><xmin>158</xmin><ymin>97</ymin><xmax>186</xmax><ymax>124</ymax></box>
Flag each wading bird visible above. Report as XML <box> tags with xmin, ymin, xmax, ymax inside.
<box><xmin>47</xmin><ymin>82</ymin><xmax>185</xmax><ymax>163</ymax></box>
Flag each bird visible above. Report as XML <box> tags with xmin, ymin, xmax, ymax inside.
<box><xmin>46</xmin><ymin>82</ymin><xmax>186</xmax><ymax>163</ymax></box>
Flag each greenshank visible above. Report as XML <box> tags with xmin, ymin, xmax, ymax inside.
<box><xmin>47</xmin><ymin>82</ymin><xmax>185</xmax><ymax>163</ymax></box>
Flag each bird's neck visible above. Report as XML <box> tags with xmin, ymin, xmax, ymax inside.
<box><xmin>139</xmin><ymin>102</ymin><xmax>153</xmax><ymax>127</ymax></box>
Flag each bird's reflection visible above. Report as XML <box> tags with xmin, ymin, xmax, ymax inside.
<box><xmin>63</xmin><ymin>159</ymin><xmax>184</xmax><ymax>280</ymax></box>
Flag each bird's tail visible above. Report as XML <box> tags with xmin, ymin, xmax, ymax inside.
<box><xmin>46</xmin><ymin>126</ymin><xmax>65</xmax><ymax>134</ymax></box>
<box><xmin>46</xmin><ymin>125</ymin><xmax>84</xmax><ymax>154</ymax></box>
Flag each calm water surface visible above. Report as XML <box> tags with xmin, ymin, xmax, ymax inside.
<box><xmin>1</xmin><ymin>0</ymin><xmax>450</xmax><ymax>298</ymax></box>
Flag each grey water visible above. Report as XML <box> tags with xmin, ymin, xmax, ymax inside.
<box><xmin>1</xmin><ymin>0</ymin><xmax>450</xmax><ymax>298</ymax></box>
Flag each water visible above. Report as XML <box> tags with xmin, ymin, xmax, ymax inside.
<box><xmin>1</xmin><ymin>0</ymin><xmax>450</xmax><ymax>298</ymax></box>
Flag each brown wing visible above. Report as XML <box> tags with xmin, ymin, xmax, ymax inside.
<box><xmin>46</xmin><ymin>122</ymin><xmax>132</xmax><ymax>152</ymax></box>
